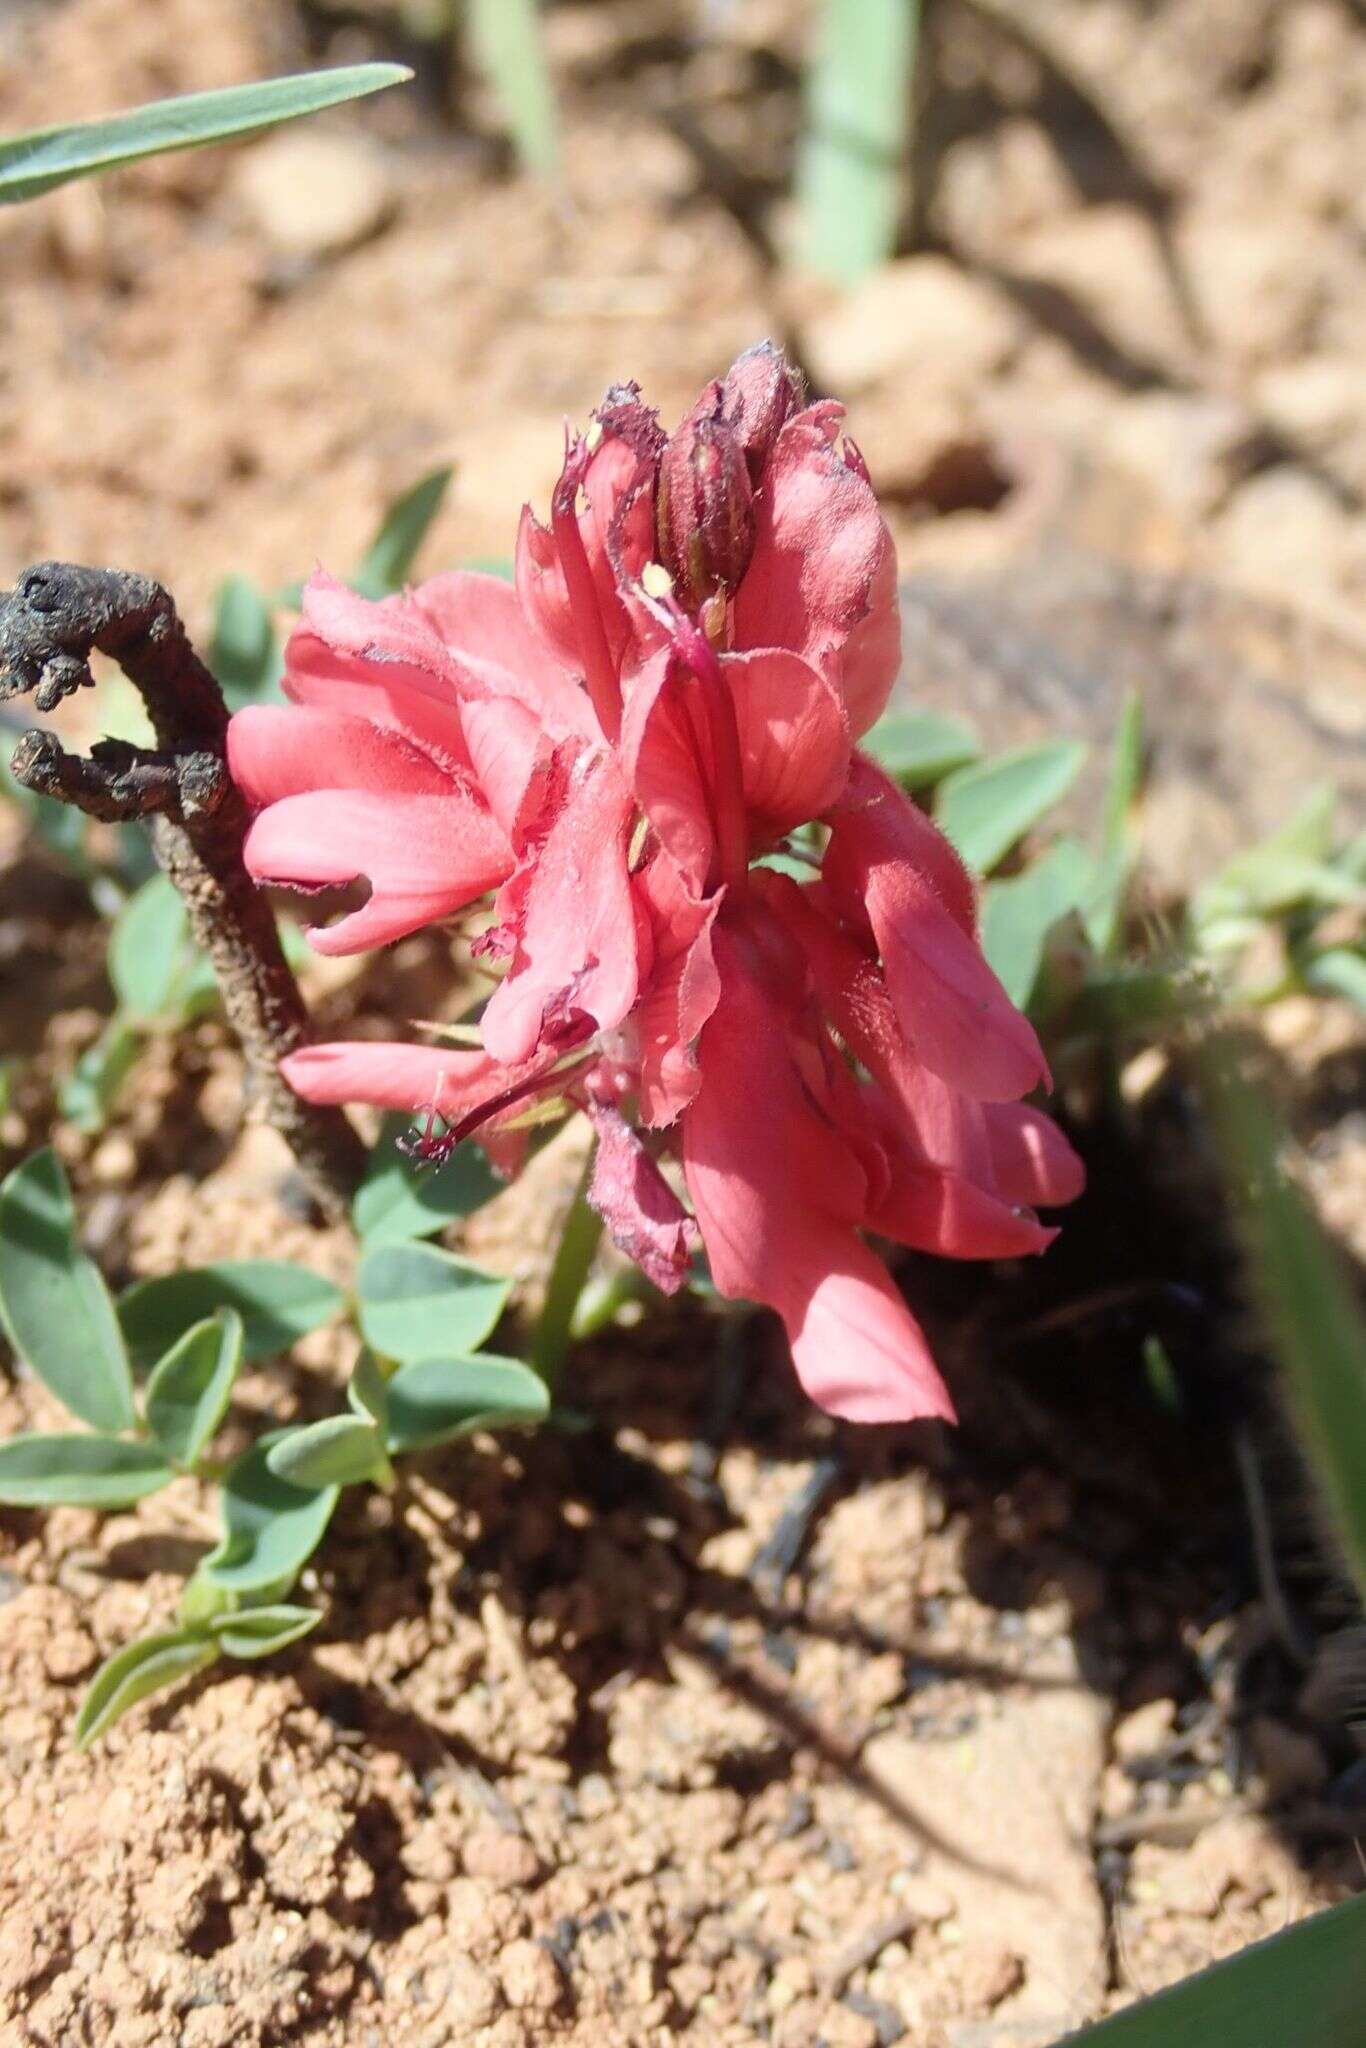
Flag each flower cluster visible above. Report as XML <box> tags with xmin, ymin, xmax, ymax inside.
<box><xmin>228</xmin><ymin>345</ymin><xmax>1083</xmax><ymax>1423</ymax></box>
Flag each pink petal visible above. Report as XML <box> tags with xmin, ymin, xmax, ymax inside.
<box><xmin>243</xmin><ymin>788</ymin><xmax>511</xmax><ymax>955</ymax></box>
<box><xmin>585</xmin><ymin>1101</ymin><xmax>694</xmax><ymax>1294</ymax></box>
<box><xmin>412</xmin><ymin>570</ymin><xmax>597</xmax><ymax>740</ymax></box>
<box><xmin>481</xmin><ymin>748</ymin><xmax>647</xmax><ymax>1063</ymax></box>
<box><xmin>731</xmin><ymin>404</ymin><xmax>900</xmax><ymax>737</ymax></box>
<box><xmin>868</xmin><ymin>1151</ymin><xmax>1056</xmax><ymax>1260</ymax></box>
<box><xmin>227</xmin><ymin>703</ymin><xmax>453</xmax><ymax>807</ymax></box>
<box><xmin>284</xmin><ymin>627</ymin><xmax>473</xmax><ymax>777</ymax></box>
<box><xmin>826</xmin><ymin>754</ymin><xmax>977</xmax><ymax>936</ymax></box>
<box><xmin>282</xmin><ymin>1040</ymin><xmax>519</xmax><ymax>1118</ymax></box>
<box><xmin>632</xmin><ymin>854</ymin><xmax>723</xmax><ymax>1128</ymax></box>
<box><xmin>725</xmin><ymin>648</ymin><xmax>851</xmax><ymax>837</ymax></box>
<box><xmin>622</xmin><ymin>645</ymin><xmax>852</xmax><ymax>893</ymax></box>
<box><xmin>681</xmin><ymin>928</ymin><xmax>954</xmax><ymax>1424</ymax></box>
<box><xmin>302</xmin><ymin>571</ymin><xmax>463</xmax><ymax>688</ymax></box>
<box><xmin>824</xmin><ymin>760</ymin><xmax>1047</xmax><ymax>1103</ymax></box>
<box><xmin>620</xmin><ymin>646</ymin><xmax>715</xmax><ymax>893</ymax></box>
<box><xmin>983</xmin><ymin>1102</ymin><xmax>1086</xmax><ymax>1208</ymax></box>
<box><xmin>515</xmin><ymin>421</ymin><xmax>658</xmax><ymax>679</ymax></box>
<box><xmin>760</xmin><ymin>867</ymin><xmax>991</xmax><ymax>1178</ymax></box>
<box><xmin>455</xmin><ymin>693</ymin><xmax>546</xmax><ymax>837</ymax></box>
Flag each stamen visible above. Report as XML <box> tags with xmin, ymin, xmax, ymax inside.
<box><xmin>399</xmin><ymin>1045</ymin><xmax>597</xmax><ymax>1169</ymax></box>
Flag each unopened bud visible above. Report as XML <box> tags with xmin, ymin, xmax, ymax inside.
<box><xmin>656</xmin><ymin>404</ymin><xmax>755</xmax><ymax>613</ymax></box>
<box><xmin>718</xmin><ymin>340</ymin><xmax>804</xmax><ymax>480</ymax></box>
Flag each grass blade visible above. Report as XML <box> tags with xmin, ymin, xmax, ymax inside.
<box><xmin>1205</xmin><ymin>1044</ymin><xmax>1366</xmax><ymax>1600</ymax></box>
<box><xmin>1058</xmin><ymin>1892</ymin><xmax>1366</xmax><ymax>2047</ymax></box>
<box><xmin>796</xmin><ymin>0</ymin><xmax>920</xmax><ymax>282</ymax></box>
<box><xmin>0</xmin><ymin>64</ymin><xmax>411</xmax><ymax>206</ymax></box>
<box><xmin>466</xmin><ymin>0</ymin><xmax>559</xmax><ymax>177</ymax></box>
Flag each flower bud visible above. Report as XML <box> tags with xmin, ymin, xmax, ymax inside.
<box><xmin>718</xmin><ymin>340</ymin><xmax>804</xmax><ymax>480</ymax></box>
<box><xmin>656</xmin><ymin>400</ymin><xmax>756</xmax><ymax>614</ymax></box>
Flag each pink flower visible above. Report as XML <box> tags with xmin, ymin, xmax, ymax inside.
<box><xmin>229</xmin><ymin>345</ymin><xmax>1083</xmax><ymax>1426</ymax></box>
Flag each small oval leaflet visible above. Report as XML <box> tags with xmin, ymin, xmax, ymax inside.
<box><xmin>861</xmin><ymin>708</ymin><xmax>980</xmax><ymax>788</ymax></box>
<box><xmin>144</xmin><ymin>1309</ymin><xmax>244</xmax><ymax>1469</ymax></box>
<box><xmin>384</xmin><ymin>1354</ymin><xmax>550</xmax><ymax>1454</ymax></box>
<box><xmin>75</xmin><ymin>1630</ymin><xmax>220</xmax><ymax>1750</ymax></box>
<box><xmin>936</xmin><ymin>739</ymin><xmax>1088</xmax><ymax>877</ymax></box>
<box><xmin>208</xmin><ymin>1604</ymin><xmax>323</xmax><ymax>1661</ymax></box>
<box><xmin>0</xmin><ymin>1149</ymin><xmax>136</xmax><ymax>1432</ymax></box>
<box><xmin>118</xmin><ymin>1261</ymin><xmax>344</xmax><ymax>1375</ymax></box>
<box><xmin>356</xmin><ymin>1242</ymin><xmax>510</xmax><ymax>1364</ymax></box>
<box><xmin>0</xmin><ymin>1433</ymin><xmax>174</xmax><ymax>1509</ymax></box>
<box><xmin>202</xmin><ymin>1434</ymin><xmax>340</xmax><ymax>1594</ymax></box>
<box><xmin>266</xmin><ymin>1416</ymin><xmax>386</xmax><ymax>1489</ymax></box>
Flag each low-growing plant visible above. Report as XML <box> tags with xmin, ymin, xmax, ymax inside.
<box><xmin>0</xmin><ymin>1142</ymin><xmax>545</xmax><ymax>1743</ymax></box>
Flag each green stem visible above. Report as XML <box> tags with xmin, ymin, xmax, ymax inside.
<box><xmin>530</xmin><ymin>1144</ymin><xmax>603</xmax><ymax>1392</ymax></box>
<box><xmin>569</xmin><ymin>1265</ymin><xmax>649</xmax><ymax>1345</ymax></box>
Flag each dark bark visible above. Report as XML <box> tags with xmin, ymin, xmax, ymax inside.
<box><xmin>1</xmin><ymin>562</ymin><xmax>366</xmax><ymax>1222</ymax></box>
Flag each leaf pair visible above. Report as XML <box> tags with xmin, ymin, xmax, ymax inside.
<box><xmin>74</xmin><ymin>1602</ymin><xmax>322</xmax><ymax>1749</ymax></box>
<box><xmin>0</xmin><ymin>1152</ymin><xmax>340</xmax><ymax>1508</ymax></box>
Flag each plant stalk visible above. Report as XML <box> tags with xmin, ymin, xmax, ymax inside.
<box><xmin>530</xmin><ymin>1143</ymin><xmax>603</xmax><ymax>1391</ymax></box>
<box><xmin>0</xmin><ymin>563</ymin><xmax>366</xmax><ymax>1221</ymax></box>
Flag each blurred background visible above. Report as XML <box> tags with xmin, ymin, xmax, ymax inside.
<box><xmin>1</xmin><ymin>11</ymin><xmax>1365</xmax><ymax>2043</ymax></box>
<box><xmin>2</xmin><ymin>0</ymin><xmax>1363</xmax><ymax>638</ymax></box>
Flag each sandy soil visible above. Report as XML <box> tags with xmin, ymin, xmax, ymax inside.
<box><xmin>0</xmin><ymin>2</ymin><xmax>1363</xmax><ymax>2042</ymax></box>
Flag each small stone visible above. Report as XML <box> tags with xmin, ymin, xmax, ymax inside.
<box><xmin>498</xmin><ymin>1936</ymin><xmax>563</xmax><ymax>2013</ymax></box>
<box><xmin>441</xmin><ymin>1955</ymin><xmax>503</xmax><ymax>2028</ymax></box>
<box><xmin>890</xmin><ymin>1874</ymin><xmax>954</xmax><ymax>1925</ymax></box>
<box><xmin>90</xmin><ymin>1135</ymin><xmax>136</xmax><ymax>1186</ymax></box>
<box><xmin>802</xmin><ymin>255</ymin><xmax>1021</xmax><ymax>394</ymax></box>
<box><xmin>1211</xmin><ymin>465</ymin><xmax>1362</xmax><ymax>612</ymax></box>
<box><xmin>1113</xmin><ymin>1698</ymin><xmax>1177</xmax><ymax>1764</ymax></box>
<box><xmin>461</xmin><ymin>1828</ymin><xmax>543</xmax><ymax>1888</ymax></box>
<box><xmin>41</xmin><ymin>1628</ymin><xmax>98</xmax><ymax>1683</ymax></box>
<box><xmin>233</xmin><ymin>132</ymin><xmax>394</xmax><ymax>260</ymax></box>
<box><xmin>958</xmin><ymin>1938</ymin><xmax>1025</xmax><ymax>2014</ymax></box>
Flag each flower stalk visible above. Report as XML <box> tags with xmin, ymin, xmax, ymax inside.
<box><xmin>530</xmin><ymin>1143</ymin><xmax>605</xmax><ymax>1391</ymax></box>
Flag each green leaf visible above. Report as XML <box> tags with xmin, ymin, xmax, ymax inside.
<box><xmin>0</xmin><ymin>1433</ymin><xmax>173</xmax><ymax>1508</ymax></box>
<box><xmin>75</xmin><ymin>1629</ymin><xmax>220</xmax><ymax>1749</ymax></box>
<box><xmin>108</xmin><ymin>874</ymin><xmax>191</xmax><ymax>1019</ymax></box>
<box><xmin>118</xmin><ymin>1261</ymin><xmax>344</xmax><ymax>1375</ymax></box>
<box><xmin>209</xmin><ymin>1602</ymin><xmax>323</xmax><ymax>1660</ymax></box>
<box><xmin>466</xmin><ymin>0</ymin><xmax>560</xmax><ymax>176</ymax></box>
<box><xmin>796</xmin><ymin>0</ymin><xmax>920</xmax><ymax>283</ymax></box>
<box><xmin>0</xmin><ymin>65</ymin><xmax>412</xmax><ymax>206</ymax></box>
<box><xmin>265</xmin><ymin>1416</ymin><xmax>387</xmax><ymax>1488</ymax></box>
<box><xmin>352</xmin><ymin>468</ymin><xmax>454</xmax><ymax>599</ymax></box>
<box><xmin>859</xmin><ymin>708</ymin><xmax>980</xmax><ymax>788</ymax></box>
<box><xmin>0</xmin><ymin>1149</ymin><xmax>136</xmax><ymax>1431</ymax></box>
<box><xmin>357</xmin><ymin>1243</ymin><xmax>509</xmax><ymax>1364</ymax></box>
<box><xmin>385</xmin><ymin>1354</ymin><xmax>550</xmax><ymax>1453</ymax></box>
<box><xmin>353</xmin><ymin>1114</ymin><xmax>503</xmax><ymax>1247</ymax></box>
<box><xmin>980</xmin><ymin>837</ymin><xmax>1092</xmax><ymax>1009</ymax></box>
<box><xmin>210</xmin><ymin>575</ymin><xmax>281</xmax><ymax>710</ymax></box>
<box><xmin>1058</xmin><ymin>1892</ymin><xmax>1366</xmax><ymax>2047</ymax></box>
<box><xmin>1192</xmin><ymin>785</ymin><xmax>1362</xmax><ymax>930</ymax></box>
<box><xmin>58</xmin><ymin>1016</ymin><xmax>143</xmax><ymax>1134</ymax></box>
<box><xmin>347</xmin><ymin>1348</ymin><xmax>391</xmax><ymax>1429</ymax></box>
<box><xmin>935</xmin><ymin>739</ymin><xmax>1088</xmax><ymax>876</ymax></box>
<box><xmin>202</xmin><ymin>1434</ymin><xmax>340</xmax><ymax>1593</ymax></box>
<box><xmin>1206</xmin><ymin>1055</ymin><xmax>1366</xmax><ymax>1602</ymax></box>
<box><xmin>143</xmin><ymin>1309</ymin><xmax>243</xmax><ymax>1469</ymax></box>
<box><xmin>1084</xmin><ymin>691</ymin><xmax>1143</xmax><ymax>956</ymax></box>
<box><xmin>1305</xmin><ymin>945</ymin><xmax>1366</xmax><ymax>1009</ymax></box>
